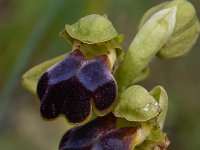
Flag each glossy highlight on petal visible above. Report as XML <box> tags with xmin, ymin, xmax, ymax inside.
<box><xmin>37</xmin><ymin>50</ymin><xmax>117</xmax><ymax>123</ymax></box>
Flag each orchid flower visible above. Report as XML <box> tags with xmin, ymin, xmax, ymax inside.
<box><xmin>22</xmin><ymin>0</ymin><xmax>200</xmax><ymax>149</ymax></box>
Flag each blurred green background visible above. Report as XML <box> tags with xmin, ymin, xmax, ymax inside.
<box><xmin>0</xmin><ymin>0</ymin><xmax>199</xmax><ymax>149</ymax></box>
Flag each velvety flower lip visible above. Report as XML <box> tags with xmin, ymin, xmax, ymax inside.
<box><xmin>37</xmin><ymin>50</ymin><xmax>117</xmax><ymax>123</ymax></box>
<box><xmin>37</xmin><ymin>50</ymin><xmax>85</xmax><ymax>101</ymax></box>
<box><xmin>59</xmin><ymin>114</ymin><xmax>139</xmax><ymax>150</ymax></box>
<box><xmin>78</xmin><ymin>56</ymin><xmax>117</xmax><ymax>111</ymax></box>
<box><xmin>59</xmin><ymin>114</ymin><xmax>116</xmax><ymax>150</ymax></box>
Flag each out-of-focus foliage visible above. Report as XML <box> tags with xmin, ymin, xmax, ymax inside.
<box><xmin>0</xmin><ymin>0</ymin><xmax>200</xmax><ymax>150</ymax></box>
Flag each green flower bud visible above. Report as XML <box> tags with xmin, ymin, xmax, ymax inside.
<box><xmin>139</xmin><ymin>0</ymin><xmax>200</xmax><ymax>59</ymax></box>
<box><xmin>115</xmin><ymin>7</ymin><xmax>177</xmax><ymax>91</ymax></box>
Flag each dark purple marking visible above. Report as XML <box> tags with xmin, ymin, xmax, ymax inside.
<box><xmin>37</xmin><ymin>50</ymin><xmax>85</xmax><ymax>101</ymax></box>
<box><xmin>77</xmin><ymin>56</ymin><xmax>112</xmax><ymax>91</ymax></box>
<box><xmin>40</xmin><ymin>76</ymin><xmax>91</xmax><ymax>122</ymax></box>
<box><xmin>92</xmin><ymin>81</ymin><xmax>117</xmax><ymax>111</ymax></box>
<box><xmin>37</xmin><ymin>72</ymin><xmax>49</xmax><ymax>101</ymax></box>
<box><xmin>37</xmin><ymin>50</ymin><xmax>117</xmax><ymax>123</ymax></box>
<box><xmin>59</xmin><ymin>114</ymin><xmax>116</xmax><ymax>150</ymax></box>
<box><xmin>63</xmin><ymin>77</ymin><xmax>91</xmax><ymax>123</ymax></box>
<box><xmin>78</xmin><ymin>56</ymin><xmax>117</xmax><ymax>111</ymax></box>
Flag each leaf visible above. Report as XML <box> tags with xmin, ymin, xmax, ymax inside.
<box><xmin>21</xmin><ymin>53</ymin><xmax>68</xmax><ymax>94</ymax></box>
<box><xmin>113</xmin><ymin>85</ymin><xmax>160</xmax><ymax>122</ymax></box>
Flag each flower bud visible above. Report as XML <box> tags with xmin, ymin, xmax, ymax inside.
<box><xmin>115</xmin><ymin>7</ymin><xmax>177</xmax><ymax>91</ymax></box>
<box><xmin>139</xmin><ymin>0</ymin><xmax>200</xmax><ymax>59</ymax></box>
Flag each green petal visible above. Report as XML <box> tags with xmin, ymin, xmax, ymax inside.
<box><xmin>113</xmin><ymin>85</ymin><xmax>160</xmax><ymax>122</ymax></box>
<box><xmin>21</xmin><ymin>53</ymin><xmax>68</xmax><ymax>94</ymax></box>
<box><xmin>150</xmin><ymin>86</ymin><xmax>168</xmax><ymax>129</ymax></box>
<box><xmin>65</xmin><ymin>14</ymin><xmax>118</xmax><ymax>44</ymax></box>
<box><xmin>115</xmin><ymin>6</ymin><xmax>177</xmax><ymax>91</ymax></box>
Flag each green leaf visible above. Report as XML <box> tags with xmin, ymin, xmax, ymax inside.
<box><xmin>150</xmin><ymin>86</ymin><xmax>168</xmax><ymax>129</ymax></box>
<box><xmin>21</xmin><ymin>53</ymin><xmax>68</xmax><ymax>94</ymax></box>
<box><xmin>113</xmin><ymin>85</ymin><xmax>160</xmax><ymax>122</ymax></box>
<box><xmin>115</xmin><ymin>6</ymin><xmax>177</xmax><ymax>91</ymax></box>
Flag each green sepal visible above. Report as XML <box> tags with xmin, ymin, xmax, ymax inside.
<box><xmin>62</xmin><ymin>14</ymin><xmax>118</xmax><ymax>44</ymax></box>
<box><xmin>113</xmin><ymin>85</ymin><xmax>160</xmax><ymax>122</ymax></box>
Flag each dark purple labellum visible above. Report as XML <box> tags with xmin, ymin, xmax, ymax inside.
<box><xmin>37</xmin><ymin>50</ymin><xmax>117</xmax><ymax>123</ymax></box>
<box><xmin>59</xmin><ymin>114</ymin><xmax>116</xmax><ymax>150</ymax></box>
<box><xmin>59</xmin><ymin>114</ymin><xmax>138</xmax><ymax>150</ymax></box>
<box><xmin>77</xmin><ymin>56</ymin><xmax>116</xmax><ymax>111</ymax></box>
